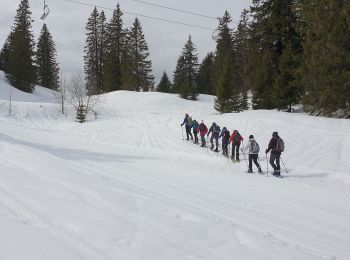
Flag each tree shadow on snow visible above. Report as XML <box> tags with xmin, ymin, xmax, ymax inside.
<box><xmin>0</xmin><ymin>133</ymin><xmax>156</xmax><ymax>163</ymax></box>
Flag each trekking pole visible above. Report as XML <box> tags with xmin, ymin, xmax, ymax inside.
<box><xmin>241</xmin><ymin>148</ymin><xmax>249</xmax><ymax>171</ymax></box>
<box><xmin>266</xmin><ymin>153</ymin><xmax>269</xmax><ymax>177</ymax></box>
<box><xmin>181</xmin><ymin>126</ymin><xmax>184</xmax><ymax>140</ymax></box>
<box><xmin>281</xmin><ymin>156</ymin><xmax>288</xmax><ymax>174</ymax></box>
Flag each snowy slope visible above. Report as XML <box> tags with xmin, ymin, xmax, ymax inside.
<box><xmin>1</xmin><ymin>72</ymin><xmax>350</xmax><ymax>260</ymax></box>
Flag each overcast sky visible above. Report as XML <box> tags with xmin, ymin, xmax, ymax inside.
<box><xmin>0</xmin><ymin>0</ymin><xmax>251</xmax><ymax>84</ymax></box>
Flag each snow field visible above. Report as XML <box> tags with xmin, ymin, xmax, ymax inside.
<box><xmin>1</xmin><ymin>72</ymin><xmax>350</xmax><ymax>259</ymax></box>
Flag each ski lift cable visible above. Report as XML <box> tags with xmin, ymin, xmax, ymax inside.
<box><xmin>62</xmin><ymin>0</ymin><xmax>216</xmax><ymax>31</ymax></box>
<box><xmin>129</xmin><ymin>0</ymin><xmax>218</xmax><ymax>20</ymax></box>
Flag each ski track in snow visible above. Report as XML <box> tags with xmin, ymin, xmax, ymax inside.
<box><xmin>0</xmin><ymin>77</ymin><xmax>350</xmax><ymax>259</ymax></box>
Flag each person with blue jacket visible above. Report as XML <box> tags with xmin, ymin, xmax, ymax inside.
<box><xmin>219</xmin><ymin>127</ymin><xmax>230</xmax><ymax>156</ymax></box>
<box><xmin>192</xmin><ymin>119</ymin><xmax>199</xmax><ymax>144</ymax></box>
<box><xmin>180</xmin><ymin>113</ymin><xmax>193</xmax><ymax>140</ymax></box>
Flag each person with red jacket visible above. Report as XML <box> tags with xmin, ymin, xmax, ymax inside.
<box><xmin>229</xmin><ymin>130</ymin><xmax>244</xmax><ymax>161</ymax></box>
<box><xmin>198</xmin><ymin>121</ymin><xmax>208</xmax><ymax>147</ymax></box>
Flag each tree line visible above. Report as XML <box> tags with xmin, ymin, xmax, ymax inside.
<box><xmin>1</xmin><ymin>0</ymin><xmax>349</xmax><ymax>118</ymax></box>
<box><xmin>157</xmin><ymin>0</ymin><xmax>350</xmax><ymax>118</ymax></box>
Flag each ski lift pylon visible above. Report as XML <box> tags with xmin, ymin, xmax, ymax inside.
<box><xmin>40</xmin><ymin>0</ymin><xmax>50</xmax><ymax>20</ymax></box>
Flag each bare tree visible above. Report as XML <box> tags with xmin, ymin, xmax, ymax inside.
<box><xmin>54</xmin><ymin>73</ymin><xmax>67</xmax><ymax>115</ymax></box>
<box><xmin>69</xmin><ymin>74</ymin><xmax>100</xmax><ymax>123</ymax></box>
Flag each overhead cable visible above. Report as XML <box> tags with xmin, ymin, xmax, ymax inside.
<box><xmin>62</xmin><ymin>0</ymin><xmax>216</xmax><ymax>31</ymax></box>
<box><xmin>129</xmin><ymin>0</ymin><xmax>218</xmax><ymax>20</ymax></box>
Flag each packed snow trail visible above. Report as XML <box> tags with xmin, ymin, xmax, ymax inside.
<box><xmin>1</xmin><ymin>75</ymin><xmax>350</xmax><ymax>259</ymax></box>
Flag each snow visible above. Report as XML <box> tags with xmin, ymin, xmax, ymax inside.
<box><xmin>1</xmin><ymin>71</ymin><xmax>350</xmax><ymax>260</ymax></box>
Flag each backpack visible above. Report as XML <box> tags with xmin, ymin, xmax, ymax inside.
<box><xmin>224</xmin><ymin>130</ymin><xmax>230</xmax><ymax>140</ymax></box>
<box><xmin>276</xmin><ymin>137</ymin><xmax>285</xmax><ymax>152</ymax></box>
<box><xmin>214</xmin><ymin>125</ymin><xmax>221</xmax><ymax>133</ymax></box>
<box><xmin>250</xmin><ymin>140</ymin><xmax>260</xmax><ymax>153</ymax></box>
<box><xmin>234</xmin><ymin>133</ymin><xmax>241</xmax><ymax>143</ymax></box>
<box><xmin>187</xmin><ymin>117</ymin><xmax>193</xmax><ymax>127</ymax></box>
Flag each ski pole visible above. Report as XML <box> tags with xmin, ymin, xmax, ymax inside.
<box><xmin>281</xmin><ymin>156</ymin><xmax>288</xmax><ymax>174</ymax></box>
<box><xmin>241</xmin><ymin>148</ymin><xmax>249</xmax><ymax>171</ymax></box>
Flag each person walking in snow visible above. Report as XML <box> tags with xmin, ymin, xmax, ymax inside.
<box><xmin>192</xmin><ymin>119</ymin><xmax>199</xmax><ymax>144</ymax></box>
<box><xmin>244</xmin><ymin>135</ymin><xmax>262</xmax><ymax>173</ymax></box>
<box><xmin>198</xmin><ymin>120</ymin><xmax>208</xmax><ymax>147</ymax></box>
<box><xmin>180</xmin><ymin>113</ymin><xmax>193</xmax><ymax>141</ymax></box>
<box><xmin>219</xmin><ymin>127</ymin><xmax>230</xmax><ymax>156</ymax></box>
<box><xmin>265</xmin><ymin>132</ymin><xmax>284</xmax><ymax>177</ymax></box>
<box><xmin>229</xmin><ymin>130</ymin><xmax>244</xmax><ymax>162</ymax></box>
<box><xmin>207</xmin><ymin>122</ymin><xmax>221</xmax><ymax>152</ymax></box>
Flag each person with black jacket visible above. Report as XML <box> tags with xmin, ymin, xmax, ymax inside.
<box><xmin>265</xmin><ymin>132</ymin><xmax>282</xmax><ymax>177</ymax></box>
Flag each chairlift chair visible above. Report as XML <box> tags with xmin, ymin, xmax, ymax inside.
<box><xmin>40</xmin><ymin>0</ymin><xmax>50</xmax><ymax>20</ymax></box>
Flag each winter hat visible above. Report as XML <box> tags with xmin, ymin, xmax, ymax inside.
<box><xmin>249</xmin><ymin>135</ymin><xmax>254</xmax><ymax>139</ymax></box>
<box><xmin>272</xmin><ymin>132</ymin><xmax>278</xmax><ymax>137</ymax></box>
<box><xmin>222</xmin><ymin>127</ymin><xmax>227</xmax><ymax>131</ymax></box>
<box><xmin>212</xmin><ymin>122</ymin><xmax>216</xmax><ymax>126</ymax></box>
<box><xmin>185</xmin><ymin>113</ymin><xmax>189</xmax><ymax>116</ymax></box>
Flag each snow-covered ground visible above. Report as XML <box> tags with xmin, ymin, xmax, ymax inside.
<box><xmin>1</xmin><ymin>71</ymin><xmax>350</xmax><ymax>260</ymax></box>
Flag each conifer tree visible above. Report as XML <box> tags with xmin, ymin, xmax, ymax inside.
<box><xmin>84</xmin><ymin>8</ymin><xmax>106</xmax><ymax>95</ymax></box>
<box><xmin>233</xmin><ymin>9</ymin><xmax>250</xmax><ymax>109</ymax></box>
<box><xmin>299</xmin><ymin>0</ymin><xmax>350</xmax><ymax>117</ymax></box>
<box><xmin>97</xmin><ymin>11</ymin><xmax>107</xmax><ymax>91</ymax></box>
<box><xmin>156</xmin><ymin>71</ymin><xmax>172</xmax><ymax>93</ymax></box>
<box><xmin>214</xmin><ymin>11</ymin><xmax>244</xmax><ymax>113</ymax></box>
<box><xmin>248</xmin><ymin>0</ymin><xmax>302</xmax><ymax>110</ymax></box>
<box><xmin>5</xmin><ymin>0</ymin><xmax>36</xmax><ymax>93</ymax></box>
<box><xmin>173</xmin><ymin>35</ymin><xmax>199</xmax><ymax>100</ymax></box>
<box><xmin>35</xmin><ymin>24</ymin><xmax>59</xmax><ymax>90</ymax></box>
<box><xmin>197</xmin><ymin>52</ymin><xmax>215</xmax><ymax>95</ymax></box>
<box><xmin>0</xmin><ymin>34</ymin><xmax>12</xmax><ymax>72</ymax></box>
<box><xmin>127</xmin><ymin>18</ymin><xmax>154</xmax><ymax>92</ymax></box>
<box><xmin>104</xmin><ymin>4</ymin><xmax>127</xmax><ymax>92</ymax></box>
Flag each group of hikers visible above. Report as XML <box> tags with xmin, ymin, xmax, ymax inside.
<box><xmin>181</xmin><ymin>114</ymin><xmax>285</xmax><ymax>177</ymax></box>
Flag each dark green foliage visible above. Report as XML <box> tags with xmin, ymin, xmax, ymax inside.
<box><xmin>84</xmin><ymin>8</ymin><xmax>106</xmax><ymax>95</ymax></box>
<box><xmin>127</xmin><ymin>18</ymin><xmax>154</xmax><ymax>92</ymax></box>
<box><xmin>273</xmin><ymin>43</ymin><xmax>301</xmax><ymax>112</ymax></box>
<box><xmin>214</xmin><ymin>11</ymin><xmax>246</xmax><ymax>113</ymax></box>
<box><xmin>197</xmin><ymin>52</ymin><xmax>214</xmax><ymax>95</ymax></box>
<box><xmin>173</xmin><ymin>35</ymin><xmax>199</xmax><ymax>100</ymax></box>
<box><xmin>156</xmin><ymin>71</ymin><xmax>172</xmax><ymax>93</ymax></box>
<box><xmin>0</xmin><ymin>34</ymin><xmax>12</xmax><ymax>72</ymax></box>
<box><xmin>76</xmin><ymin>104</ymin><xmax>87</xmax><ymax>123</ymax></box>
<box><xmin>5</xmin><ymin>0</ymin><xmax>36</xmax><ymax>93</ymax></box>
<box><xmin>104</xmin><ymin>4</ymin><xmax>127</xmax><ymax>92</ymax></box>
<box><xmin>298</xmin><ymin>0</ymin><xmax>350</xmax><ymax>117</ymax></box>
<box><xmin>36</xmin><ymin>24</ymin><xmax>59</xmax><ymax>90</ymax></box>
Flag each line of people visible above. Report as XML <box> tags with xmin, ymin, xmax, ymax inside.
<box><xmin>181</xmin><ymin>113</ymin><xmax>285</xmax><ymax>177</ymax></box>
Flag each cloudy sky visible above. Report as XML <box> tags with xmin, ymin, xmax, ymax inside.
<box><xmin>0</xmin><ymin>0</ymin><xmax>251</xmax><ymax>84</ymax></box>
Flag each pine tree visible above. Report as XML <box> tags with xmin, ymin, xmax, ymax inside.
<box><xmin>0</xmin><ymin>33</ymin><xmax>12</xmax><ymax>72</ymax></box>
<box><xmin>5</xmin><ymin>0</ymin><xmax>36</xmax><ymax>93</ymax></box>
<box><xmin>104</xmin><ymin>4</ymin><xmax>127</xmax><ymax>92</ymax></box>
<box><xmin>248</xmin><ymin>0</ymin><xmax>302</xmax><ymax>110</ymax></box>
<box><xmin>127</xmin><ymin>18</ymin><xmax>154</xmax><ymax>92</ymax></box>
<box><xmin>35</xmin><ymin>24</ymin><xmax>59</xmax><ymax>90</ymax></box>
<box><xmin>213</xmin><ymin>11</ymin><xmax>244</xmax><ymax>113</ymax></box>
<box><xmin>299</xmin><ymin>0</ymin><xmax>350</xmax><ymax>117</ymax></box>
<box><xmin>273</xmin><ymin>43</ymin><xmax>301</xmax><ymax>112</ymax></box>
<box><xmin>233</xmin><ymin>9</ymin><xmax>250</xmax><ymax>109</ymax></box>
<box><xmin>84</xmin><ymin>8</ymin><xmax>106</xmax><ymax>95</ymax></box>
<box><xmin>197</xmin><ymin>52</ymin><xmax>215</xmax><ymax>95</ymax></box>
<box><xmin>156</xmin><ymin>71</ymin><xmax>172</xmax><ymax>93</ymax></box>
<box><xmin>97</xmin><ymin>11</ymin><xmax>107</xmax><ymax>91</ymax></box>
<box><xmin>173</xmin><ymin>35</ymin><xmax>199</xmax><ymax>100</ymax></box>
